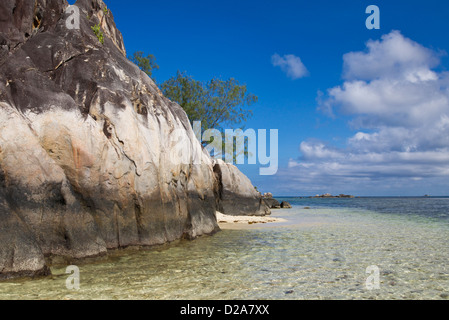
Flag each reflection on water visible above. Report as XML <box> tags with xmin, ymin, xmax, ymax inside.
<box><xmin>1</xmin><ymin>199</ymin><xmax>449</xmax><ymax>300</ymax></box>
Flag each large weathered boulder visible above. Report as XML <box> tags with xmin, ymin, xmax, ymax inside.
<box><xmin>213</xmin><ymin>160</ymin><xmax>271</xmax><ymax>217</ymax></box>
<box><xmin>0</xmin><ymin>0</ymin><xmax>266</xmax><ymax>279</ymax></box>
<box><xmin>0</xmin><ymin>0</ymin><xmax>227</xmax><ymax>278</ymax></box>
<box><xmin>263</xmin><ymin>198</ymin><xmax>281</xmax><ymax>209</ymax></box>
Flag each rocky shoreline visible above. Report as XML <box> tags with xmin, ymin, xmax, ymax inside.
<box><xmin>0</xmin><ymin>0</ymin><xmax>270</xmax><ymax>279</ymax></box>
<box><xmin>262</xmin><ymin>193</ymin><xmax>292</xmax><ymax>209</ymax></box>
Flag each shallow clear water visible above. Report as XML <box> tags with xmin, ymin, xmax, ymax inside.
<box><xmin>1</xmin><ymin>197</ymin><xmax>449</xmax><ymax>300</ymax></box>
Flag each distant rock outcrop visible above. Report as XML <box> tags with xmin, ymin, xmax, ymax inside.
<box><xmin>0</xmin><ymin>0</ymin><xmax>263</xmax><ymax>279</ymax></box>
<box><xmin>311</xmin><ymin>194</ymin><xmax>355</xmax><ymax>198</ymax></box>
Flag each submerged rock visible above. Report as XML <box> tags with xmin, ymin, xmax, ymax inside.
<box><xmin>0</xmin><ymin>0</ymin><xmax>261</xmax><ymax>278</ymax></box>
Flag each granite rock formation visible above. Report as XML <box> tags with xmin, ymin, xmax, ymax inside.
<box><xmin>0</xmin><ymin>0</ymin><xmax>265</xmax><ymax>279</ymax></box>
<box><xmin>214</xmin><ymin>160</ymin><xmax>271</xmax><ymax>217</ymax></box>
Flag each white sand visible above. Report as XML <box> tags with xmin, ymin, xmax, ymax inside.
<box><xmin>216</xmin><ymin>211</ymin><xmax>287</xmax><ymax>229</ymax></box>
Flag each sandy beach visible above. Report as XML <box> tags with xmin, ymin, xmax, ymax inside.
<box><xmin>216</xmin><ymin>211</ymin><xmax>287</xmax><ymax>229</ymax></box>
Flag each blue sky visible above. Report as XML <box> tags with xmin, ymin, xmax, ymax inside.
<box><xmin>94</xmin><ymin>0</ymin><xmax>449</xmax><ymax>196</ymax></box>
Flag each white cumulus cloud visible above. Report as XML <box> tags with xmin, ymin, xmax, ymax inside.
<box><xmin>342</xmin><ymin>30</ymin><xmax>441</xmax><ymax>81</ymax></box>
<box><xmin>277</xmin><ymin>31</ymin><xmax>449</xmax><ymax>195</ymax></box>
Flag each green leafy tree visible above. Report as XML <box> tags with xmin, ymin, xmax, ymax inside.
<box><xmin>161</xmin><ymin>71</ymin><xmax>257</xmax><ymax>161</ymax></box>
<box><xmin>161</xmin><ymin>71</ymin><xmax>257</xmax><ymax>132</ymax></box>
<box><xmin>130</xmin><ymin>51</ymin><xmax>159</xmax><ymax>79</ymax></box>
<box><xmin>129</xmin><ymin>50</ymin><xmax>257</xmax><ymax>162</ymax></box>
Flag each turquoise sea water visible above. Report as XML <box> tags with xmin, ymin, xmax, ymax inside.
<box><xmin>1</xmin><ymin>197</ymin><xmax>449</xmax><ymax>300</ymax></box>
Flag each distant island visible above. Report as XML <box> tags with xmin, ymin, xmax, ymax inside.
<box><xmin>310</xmin><ymin>193</ymin><xmax>355</xmax><ymax>199</ymax></box>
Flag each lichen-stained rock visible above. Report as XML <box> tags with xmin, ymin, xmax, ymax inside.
<box><xmin>214</xmin><ymin>160</ymin><xmax>271</xmax><ymax>217</ymax></box>
<box><xmin>0</xmin><ymin>0</ymin><xmax>266</xmax><ymax>279</ymax></box>
<box><xmin>0</xmin><ymin>0</ymin><xmax>220</xmax><ymax>278</ymax></box>
<box><xmin>0</xmin><ymin>165</ymin><xmax>49</xmax><ymax>279</ymax></box>
<box><xmin>0</xmin><ymin>104</ymin><xmax>108</xmax><ymax>261</ymax></box>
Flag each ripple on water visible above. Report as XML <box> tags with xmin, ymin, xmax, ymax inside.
<box><xmin>1</xmin><ymin>206</ymin><xmax>449</xmax><ymax>300</ymax></box>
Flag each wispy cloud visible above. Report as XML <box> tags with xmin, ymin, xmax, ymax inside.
<box><xmin>271</xmin><ymin>53</ymin><xmax>309</xmax><ymax>79</ymax></box>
